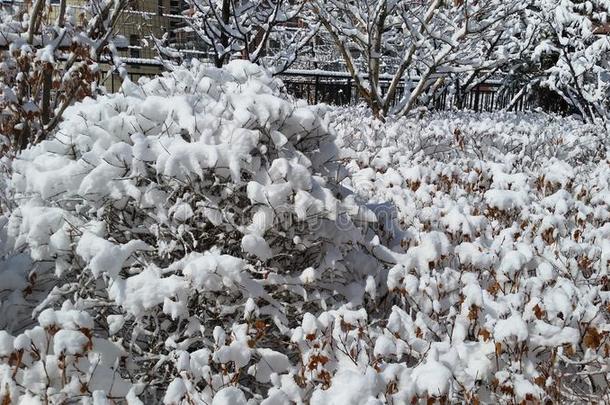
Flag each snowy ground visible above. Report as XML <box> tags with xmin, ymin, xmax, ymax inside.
<box><xmin>0</xmin><ymin>64</ymin><xmax>609</xmax><ymax>404</ymax></box>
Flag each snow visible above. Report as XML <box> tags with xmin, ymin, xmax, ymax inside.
<box><xmin>310</xmin><ymin>368</ymin><xmax>382</xmax><ymax>405</ymax></box>
<box><xmin>373</xmin><ymin>334</ymin><xmax>396</xmax><ymax>358</ymax></box>
<box><xmin>412</xmin><ymin>359</ymin><xmax>453</xmax><ymax>396</ymax></box>
<box><xmin>12</xmin><ymin>334</ymin><xmax>30</xmax><ymax>351</ymax></box>
<box><xmin>213</xmin><ymin>340</ymin><xmax>251</xmax><ymax>368</ymax></box>
<box><xmin>212</xmin><ymin>387</ymin><xmax>247</xmax><ymax>405</ymax></box>
<box><xmin>301</xmin><ymin>313</ymin><xmax>319</xmax><ymax>335</ymax></box>
<box><xmin>107</xmin><ymin>315</ymin><xmax>125</xmax><ymax>336</ymax></box>
<box><xmin>37</xmin><ymin>308</ymin><xmax>94</xmax><ymax>330</ymax></box>
<box><xmin>241</xmin><ymin>234</ymin><xmax>273</xmax><ymax>261</ymax></box>
<box><xmin>0</xmin><ymin>331</ymin><xmax>14</xmax><ymax>356</ymax></box>
<box><xmin>163</xmin><ymin>378</ymin><xmax>187</xmax><ymax>405</ymax></box>
<box><xmin>109</xmin><ymin>267</ymin><xmax>187</xmax><ymax>316</ymax></box>
<box><xmin>1</xmin><ymin>60</ymin><xmax>609</xmax><ymax>403</ymax></box>
<box><xmin>455</xmin><ymin>242</ymin><xmax>497</xmax><ymax>269</ymax></box>
<box><xmin>494</xmin><ymin>314</ymin><xmax>529</xmax><ymax>342</ymax></box>
<box><xmin>53</xmin><ymin>329</ymin><xmax>89</xmax><ymax>355</ymax></box>
<box><xmin>484</xmin><ymin>189</ymin><xmax>529</xmax><ymax>211</ymax></box>
<box><xmin>299</xmin><ymin>267</ymin><xmax>317</xmax><ymax>284</ymax></box>
<box><xmin>252</xmin><ymin>348</ymin><xmax>291</xmax><ymax>383</ymax></box>
<box><xmin>181</xmin><ymin>251</ymin><xmax>246</xmax><ymax>292</ymax></box>
<box><xmin>76</xmin><ymin>232</ymin><xmax>151</xmax><ymax>279</ymax></box>
<box><xmin>530</xmin><ymin>321</ymin><xmax>580</xmax><ymax>346</ymax></box>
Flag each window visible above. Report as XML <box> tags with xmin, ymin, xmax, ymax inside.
<box><xmin>130</xmin><ymin>35</ymin><xmax>140</xmax><ymax>59</ymax></box>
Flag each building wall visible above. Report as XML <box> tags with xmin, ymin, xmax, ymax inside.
<box><xmin>118</xmin><ymin>0</ymin><xmax>184</xmax><ymax>61</ymax></box>
<box><xmin>59</xmin><ymin>0</ymin><xmax>173</xmax><ymax>75</ymax></box>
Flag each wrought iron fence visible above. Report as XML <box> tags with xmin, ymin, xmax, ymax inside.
<box><xmin>103</xmin><ymin>64</ymin><xmax>569</xmax><ymax>114</ymax></box>
<box><xmin>278</xmin><ymin>70</ymin><xmax>570</xmax><ymax>113</ymax></box>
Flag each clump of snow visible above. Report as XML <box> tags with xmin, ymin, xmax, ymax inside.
<box><xmin>212</xmin><ymin>387</ymin><xmax>247</xmax><ymax>405</ymax></box>
<box><xmin>494</xmin><ymin>314</ymin><xmax>529</xmax><ymax>342</ymax></box>
<box><xmin>53</xmin><ymin>329</ymin><xmax>89</xmax><ymax>355</ymax></box>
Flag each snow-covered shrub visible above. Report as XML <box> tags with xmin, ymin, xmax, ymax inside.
<box><xmin>3</xmin><ymin>76</ymin><xmax>610</xmax><ymax>403</ymax></box>
<box><xmin>0</xmin><ymin>153</ymin><xmax>37</xmax><ymax>335</ymax></box>
<box><xmin>0</xmin><ymin>306</ymin><xmax>139</xmax><ymax>404</ymax></box>
<box><xmin>1</xmin><ymin>61</ymin><xmax>383</xmax><ymax>403</ymax></box>
<box><xmin>323</xmin><ymin>106</ymin><xmax>610</xmax><ymax>403</ymax></box>
<box><xmin>331</xmin><ymin>105</ymin><xmax>609</xmax><ymax>168</ymax></box>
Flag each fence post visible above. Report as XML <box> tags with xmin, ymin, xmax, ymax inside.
<box><xmin>473</xmin><ymin>85</ymin><xmax>481</xmax><ymax>112</ymax></box>
<box><xmin>314</xmin><ymin>75</ymin><xmax>320</xmax><ymax>104</ymax></box>
<box><xmin>455</xmin><ymin>78</ymin><xmax>461</xmax><ymax>109</ymax></box>
<box><xmin>347</xmin><ymin>77</ymin><xmax>352</xmax><ymax>105</ymax></box>
<box><xmin>307</xmin><ymin>81</ymin><xmax>311</xmax><ymax>103</ymax></box>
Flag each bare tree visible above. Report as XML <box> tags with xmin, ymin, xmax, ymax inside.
<box><xmin>178</xmin><ymin>0</ymin><xmax>318</xmax><ymax>73</ymax></box>
<box><xmin>310</xmin><ymin>0</ymin><xmax>529</xmax><ymax>118</ymax></box>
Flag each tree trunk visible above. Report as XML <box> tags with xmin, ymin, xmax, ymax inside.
<box><xmin>17</xmin><ymin>123</ymin><xmax>31</xmax><ymax>151</ymax></box>
<box><xmin>41</xmin><ymin>66</ymin><xmax>52</xmax><ymax>126</ymax></box>
<box><xmin>216</xmin><ymin>0</ymin><xmax>231</xmax><ymax>68</ymax></box>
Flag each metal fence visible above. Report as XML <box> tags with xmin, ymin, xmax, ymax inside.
<box><xmin>278</xmin><ymin>71</ymin><xmax>570</xmax><ymax>113</ymax></box>
<box><xmin>103</xmin><ymin>65</ymin><xmax>569</xmax><ymax>114</ymax></box>
<box><xmin>103</xmin><ymin>71</ymin><xmax>159</xmax><ymax>94</ymax></box>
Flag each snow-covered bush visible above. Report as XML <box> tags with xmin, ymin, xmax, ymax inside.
<box><xmin>331</xmin><ymin>105</ymin><xmax>609</xmax><ymax>167</ymax></box>
<box><xmin>0</xmin><ymin>61</ymin><xmax>383</xmax><ymax>403</ymax></box>
<box><xmin>3</xmin><ymin>70</ymin><xmax>610</xmax><ymax>403</ymax></box>
<box><xmin>324</xmin><ymin>106</ymin><xmax>610</xmax><ymax>403</ymax></box>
